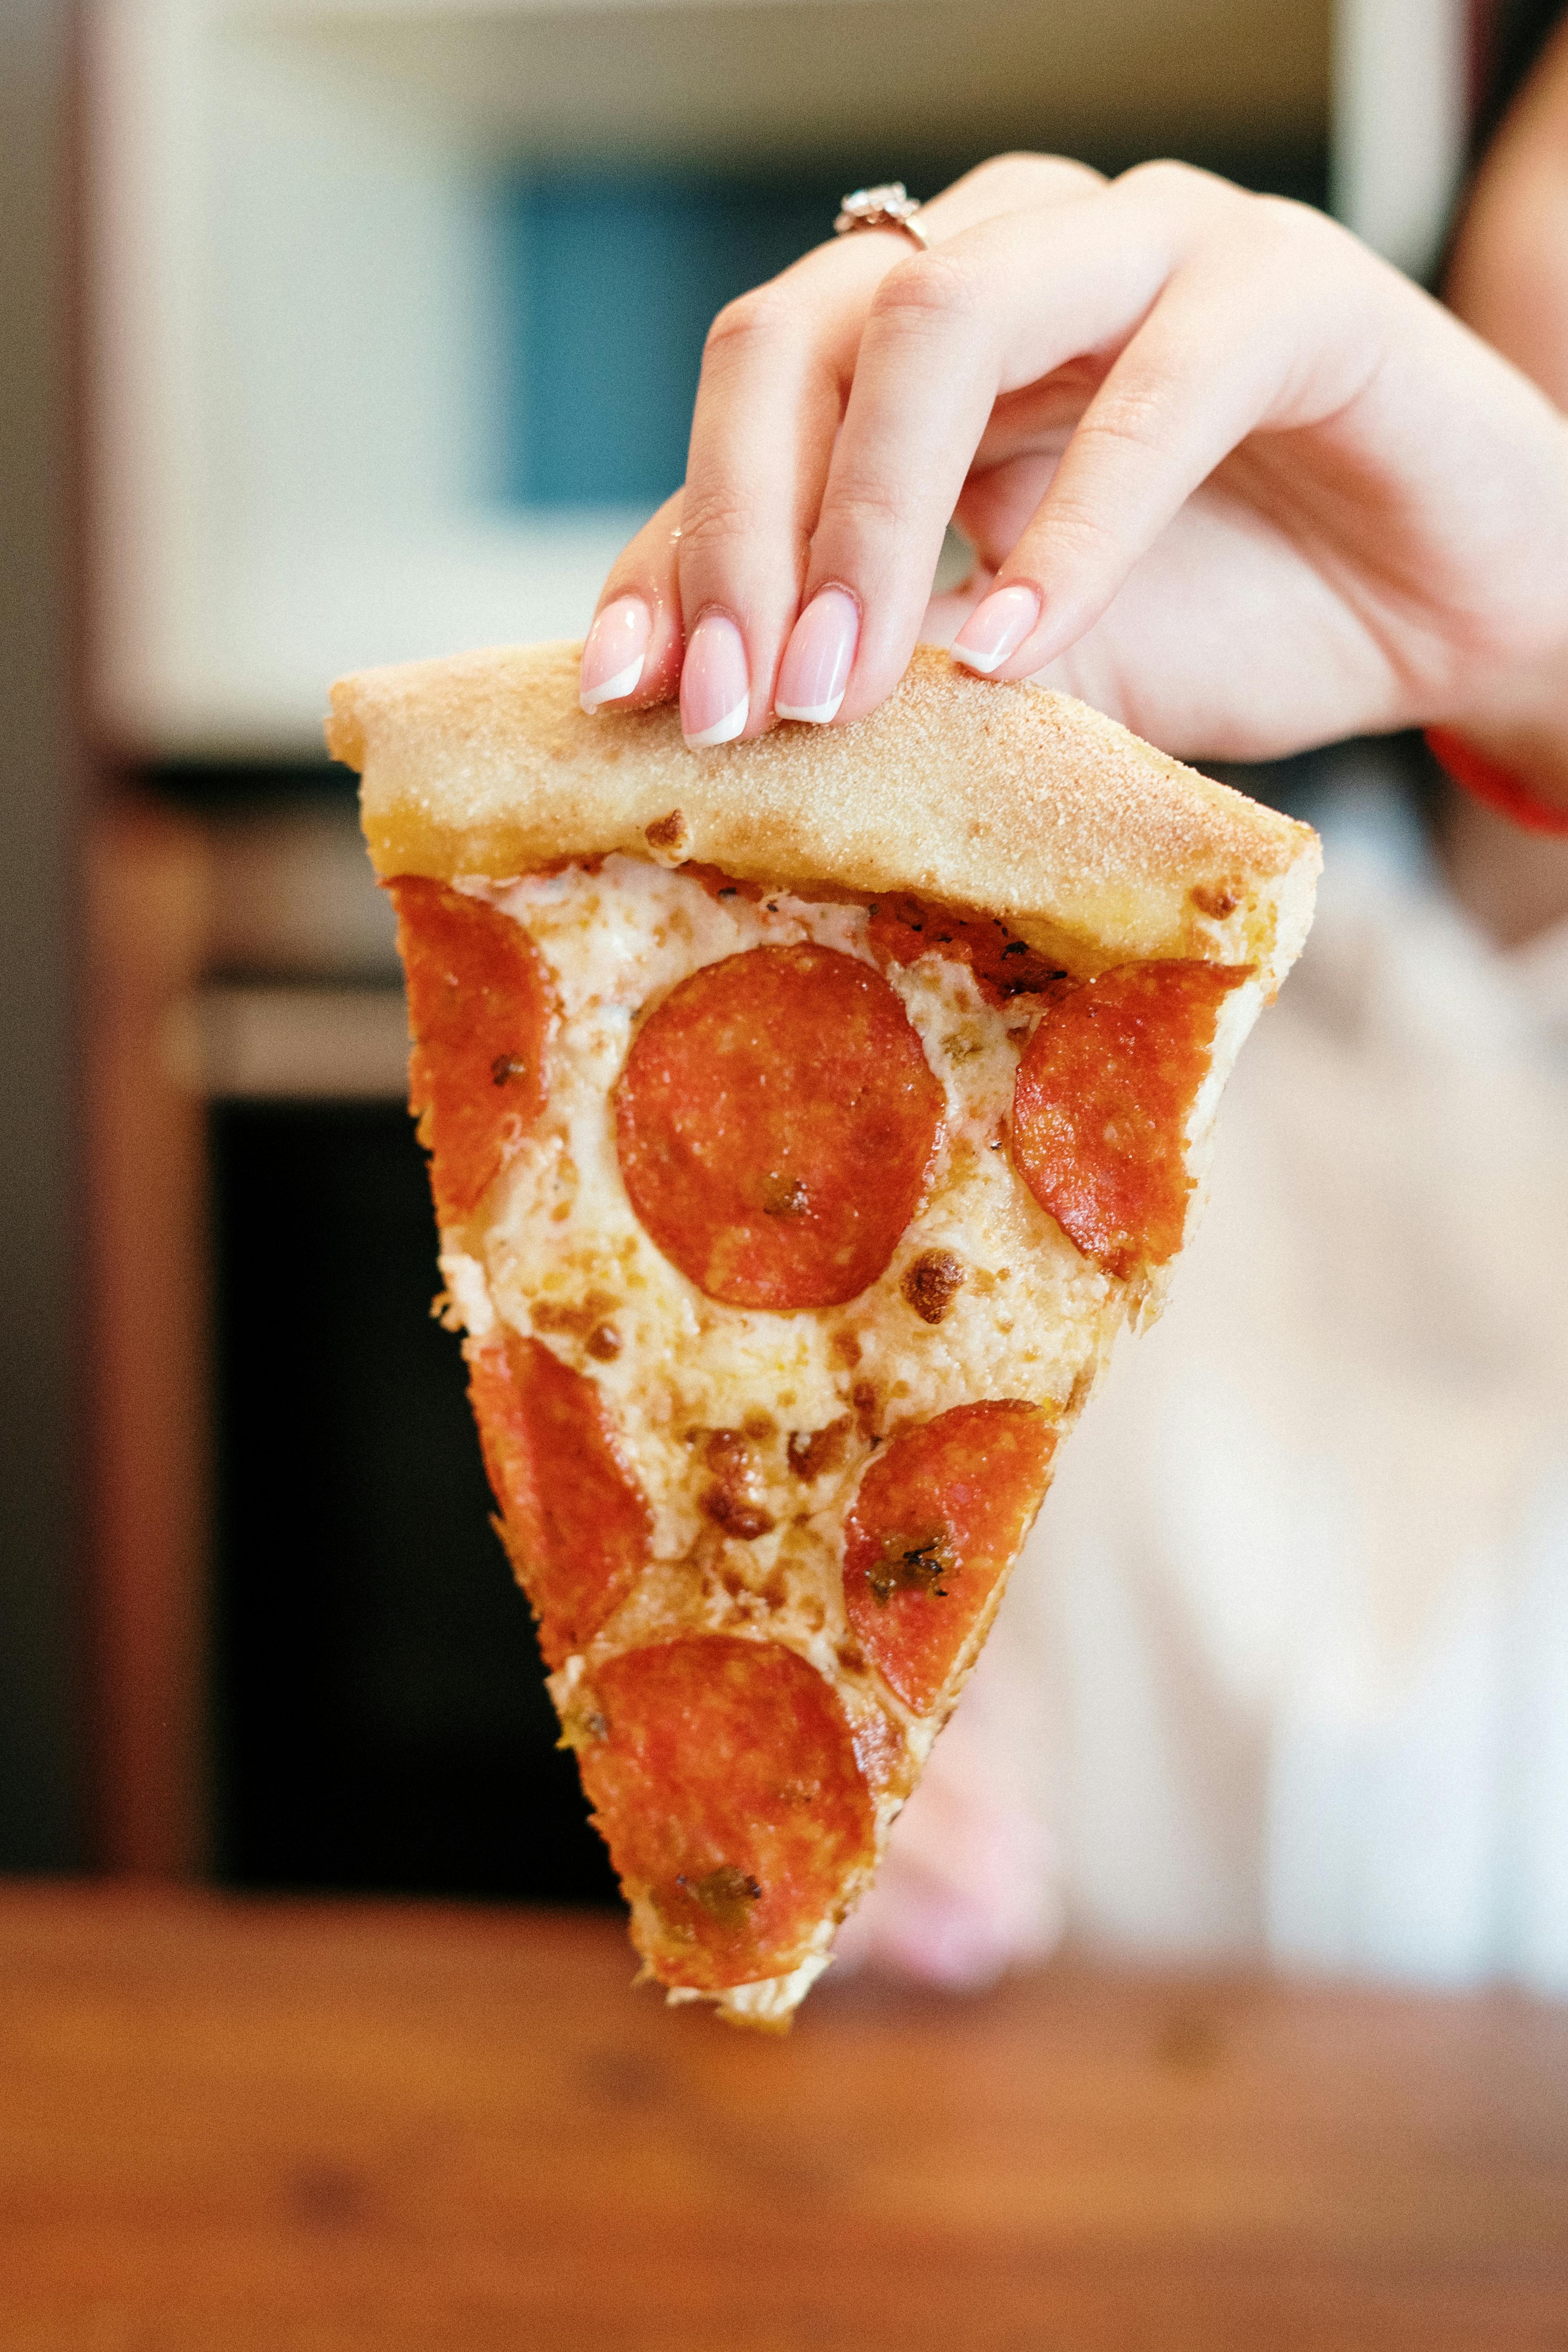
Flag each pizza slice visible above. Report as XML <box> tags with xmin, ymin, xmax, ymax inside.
<box><xmin>326</xmin><ymin>642</ymin><xmax>1318</xmax><ymax>2029</ymax></box>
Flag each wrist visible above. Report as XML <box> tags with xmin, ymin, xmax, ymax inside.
<box><xmin>1425</xmin><ymin>724</ymin><xmax>1568</xmax><ymax>835</ymax></box>
<box><xmin>1432</xmin><ymin>648</ymin><xmax>1568</xmax><ymax>828</ymax></box>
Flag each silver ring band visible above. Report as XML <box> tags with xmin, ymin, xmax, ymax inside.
<box><xmin>834</xmin><ymin>182</ymin><xmax>930</xmax><ymax>252</ymax></box>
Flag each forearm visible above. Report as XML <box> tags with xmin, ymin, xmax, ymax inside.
<box><xmin>1437</xmin><ymin>13</ymin><xmax>1568</xmax><ymax>817</ymax></box>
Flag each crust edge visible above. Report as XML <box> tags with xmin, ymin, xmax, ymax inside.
<box><xmin>330</xmin><ymin>642</ymin><xmax>1320</xmax><ymax>987</ymax></box>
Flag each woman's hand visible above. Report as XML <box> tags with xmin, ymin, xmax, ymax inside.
<box><xmin>577</xmin><ymin>152</ymin><xmax>1568</xmax><ymax>776</ymax></box>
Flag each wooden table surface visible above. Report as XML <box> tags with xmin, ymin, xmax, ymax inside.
<box><xmin>3</xmin><ymin>1884</ymin><xmax>1567</xmax><ymax>2350</ymax></box>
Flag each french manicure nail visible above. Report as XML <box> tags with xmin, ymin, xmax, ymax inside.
<box><xmin>580</xmin><ymin>594</ymin><xmax>652</xmax><ymax>712</ymax></box>
<box><xmin>681</xmin><ymin>612</ymin><xmax>750</xmax><ymax>748</ymax></box>
<box><xmin>775</xmin><ymin>587</ymin><xmax>859</xmax><ymax>724</ymax></box>
<box><xmin>953</xmin><ymin>582</ymin><xmax>1042</xmax><ymax>675</ymax></box>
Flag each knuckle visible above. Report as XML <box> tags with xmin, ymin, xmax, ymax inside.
<box><xmin>966</xmin><ymin>149</ymin><xmax>1104</xmax><ymax>197</ymax></box>
<box><xmin>1118</xmin><ymin>155</ymin><xmax>1233</xmax><ymax>211</ymax></box>
<box><xmin>703</xmin><ymin>280</ymin><xmax>794</xmax><ymax>361</ymax></box>
<box><xmin>869</xmin><ymin>249</ymin><xmax>984</xmax><ymax>333</ymax></box>
<box><xmin>1248</xmin><ymin>191</ymin><xmax>1339</xmax><ymax>260</ymax></box>
<box><xmin>1022</xmin><ymin>489</ymin><xmax>1114</xmax><ymax>579</ymax></box>
<box><xmin>1073</xmin><ymin>387</ymin><xmax>1169</xmax><ymax>465</ymax></box>
<box><xmin>676</xmin><ymin>483</ymin><xmax>762</xmax><ymax>560</ymax></box>
<box><xmin>831</xmin><ymin>480</ymin><xmax>917</xmax><ymax>536</ymax></box>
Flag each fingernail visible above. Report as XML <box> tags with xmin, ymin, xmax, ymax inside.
<box><xmin>953</xmin><ymin>582</ymin><xmax>1041</xmax><ymax>675</ymax></box>
<box><xmin>579</xmin><ymin>594</ymin><xmax>651</xmax><ymax>713</ymax></box>
<box><xmin>775</xmin><ymin>587</ymin><xmax>858</xmax><ymax>724</ymax></box>
<box><xmin>681</xmin><ymin>612</ymin><xmax>749</xmax><ymax>748</ymax></box>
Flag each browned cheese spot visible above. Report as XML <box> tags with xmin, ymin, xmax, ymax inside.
<box><xmin>788</xmin><ymin>1416</ymin><xmax>851</xmax><ymax>1482</ymax></box>
<box><xmin>534</xmin><ymin>1290</ymin><xmax>621</xmax><ymax>1346</ymax></box>
<box><xmin>703</xmin><ymin>1489</ymin><xmax>776</xmax><ymax>1540</ymax></box>
<box><xmin>701</xmin><ymin>1427</ymin><xmax>776</xmax><ymax>1540</ymax></box>
<box><xmin>902</xmin><ymin>1248</ymin><xmax>966</xmax><ymax>1326</ymax></box>
<box><xmin>585</xmin><ymin>1323</ymin><xmax>622</xmax><ymax>1362</ymax></box>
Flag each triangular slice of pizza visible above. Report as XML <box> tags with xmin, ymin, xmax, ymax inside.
<box><xmin>327</xmin><ymin>643</ymin><xmax>1318</xmax><ymax>2029</ymax></box>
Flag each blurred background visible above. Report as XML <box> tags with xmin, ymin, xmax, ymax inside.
<box><xmin>3</xmin><ymin>0</ymin><xmax>1473</xmax><ymax>1901</ymax></box>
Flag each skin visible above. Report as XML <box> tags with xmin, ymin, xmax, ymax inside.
<box><xmin>1441</xmin><ymin>12</ymin><xmax>1568</xmax><ymax>938</ymax></box>
<box><xmin>587</xmin><ymin>79</ymin><xmax>1568</xmax><ymax>874</ymax></box>
<box><xmin>585</xmin><ymin>48</ymin><xmax>1568</xmax><ymax>1982</ymax></box>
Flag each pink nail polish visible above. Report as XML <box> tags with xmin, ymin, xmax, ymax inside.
<box><xmin>681</xmin><ymin>613</ymin><xmax>750</xmax><ymax>748</ymax></box>
<box><xmin>953</xmin><ymin>582</ymin><xmax>1042</xmax><ymax>676</ymax></box>
<box><xmin>580</xmin><ymin>595</ymin><xmax>652</xmax><ymax>712</ymax></box>
<box><xmin>775</xmin><ymin>588</ymin><xmax>859</xmax><ymax>724</ymax></box>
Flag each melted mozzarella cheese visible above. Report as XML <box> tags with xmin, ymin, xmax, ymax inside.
<box><xmin>430</xmin><ymin>854</ymin><xmax>1244</xmax><ymax>2023</ymax></box>
<box><xmin>440</xmin><ymin>856</ymin><xmax>1119</xmax><ymax>1689</ymax></box>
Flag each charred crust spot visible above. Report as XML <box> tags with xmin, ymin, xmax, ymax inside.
<box><xmin>558</xmin><ymin>1702</ymin><xmax>609</xmax><ymax>1751</ymax></box>
<box><xmin>760</xmin><ymin>1172</ymin><xmax>809</xmax><ymax>1217</ymax></box>
<box><xmin>867</xmin><ymin>889</ymin><xmax>1066</xmax><ymax>1000</ymax></box>
<box><xmin>902</xmin><ymin>1248</ymin><xmax>965</xmax><ymax>1326</ymax></box>
<box><xmin>676</xmin><ymin>1864</ymin><xmax>763</xmax><ymax>1924</ymax></box>
<box><xmin>788</xmin><ymin>1416</ymin><xmax>851</xmax><ymax>1482</ymax></box>
<box><xmin>867</xmin><ymin>1528</ymin><xmax>957</xmax><ymax>1605</ymax></box>
<box><xmin>644</xmin><ymin>808</ymin><xmax>691</xmax><ymax>863</ymax></box>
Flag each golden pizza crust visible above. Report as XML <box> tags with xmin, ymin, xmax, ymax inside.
<box><xmin>329</xmin><ymin>642</ymin><xmax>1319</xmax><ymax>986</ymax></box>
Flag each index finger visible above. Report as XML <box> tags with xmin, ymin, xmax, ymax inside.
<box><xmin>803</xmin><ymin>180</ymin><xmax>1187</xmax><ymax>723</ymax></box>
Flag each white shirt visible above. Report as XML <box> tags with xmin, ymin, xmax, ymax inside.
<box><xmin>983</xmin><ymin>758</ymin><xmax>1568</xmax><ymax>1993</ymax></box>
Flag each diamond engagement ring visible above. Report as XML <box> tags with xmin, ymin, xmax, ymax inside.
<box><xmin>834</xmin><ymin>183</ymin><xmax>930</xmax><ymax>251</ymax></box>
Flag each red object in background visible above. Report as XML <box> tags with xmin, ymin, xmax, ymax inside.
<box><xmin>1425</xmin><ymin>727</ymin><xmax>1568</xmax><ymax>838</ymax></box>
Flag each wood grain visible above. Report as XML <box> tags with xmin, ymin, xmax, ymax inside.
<box><xmin>2</xmin><ymin>1885</ymin><xmax>1566</xmax><ymax>2349</ymax></box>
<box><xmin>83</xmin><ymin>808</ymin><xmax>213</xmax><ymax>1876</ymax></box>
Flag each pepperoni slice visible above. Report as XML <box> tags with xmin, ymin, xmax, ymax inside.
<box><xmin>1011</xmin><ymin>961</ymin><xmax>1252</xmax><ymax>1278</ymax></box>
<box><xmin>868</xmin><ymin>892</ymin><xmax>1065</xmax><ymax>1003</ymax></box>
<box><xmin>388</xmin><ymin>876</ymin><xmax>550</xmax><ymax>1227</ymax></box>
<box><xmin>842</xmin><ymin>1402</ymin><xmax>1056</xmax><ymax>1714</ymax></box>
<box><xmin>466</xmin><ymin>1333</ymin><xmax>650</xmax><ymax>1667</ymax></box>
<box><xmin>574</xmin><ymin>1636</ymin><xmax>877</xmax><ymax>1989</ymax></box>
<box><xmin>614</xmin><ymin>944</ymin><xmax>943</xmax><ymax>1310</ymax></box>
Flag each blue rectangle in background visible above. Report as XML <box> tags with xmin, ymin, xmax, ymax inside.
<box><xmin>501</xmin><ymin>165</ymin><xmax>858</xmax><ymax>507</ymax></box>
<box><xmin>496</xmin><ymin>141</ymin><xmax>1327</xmax><ymax>513</ymax></box>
